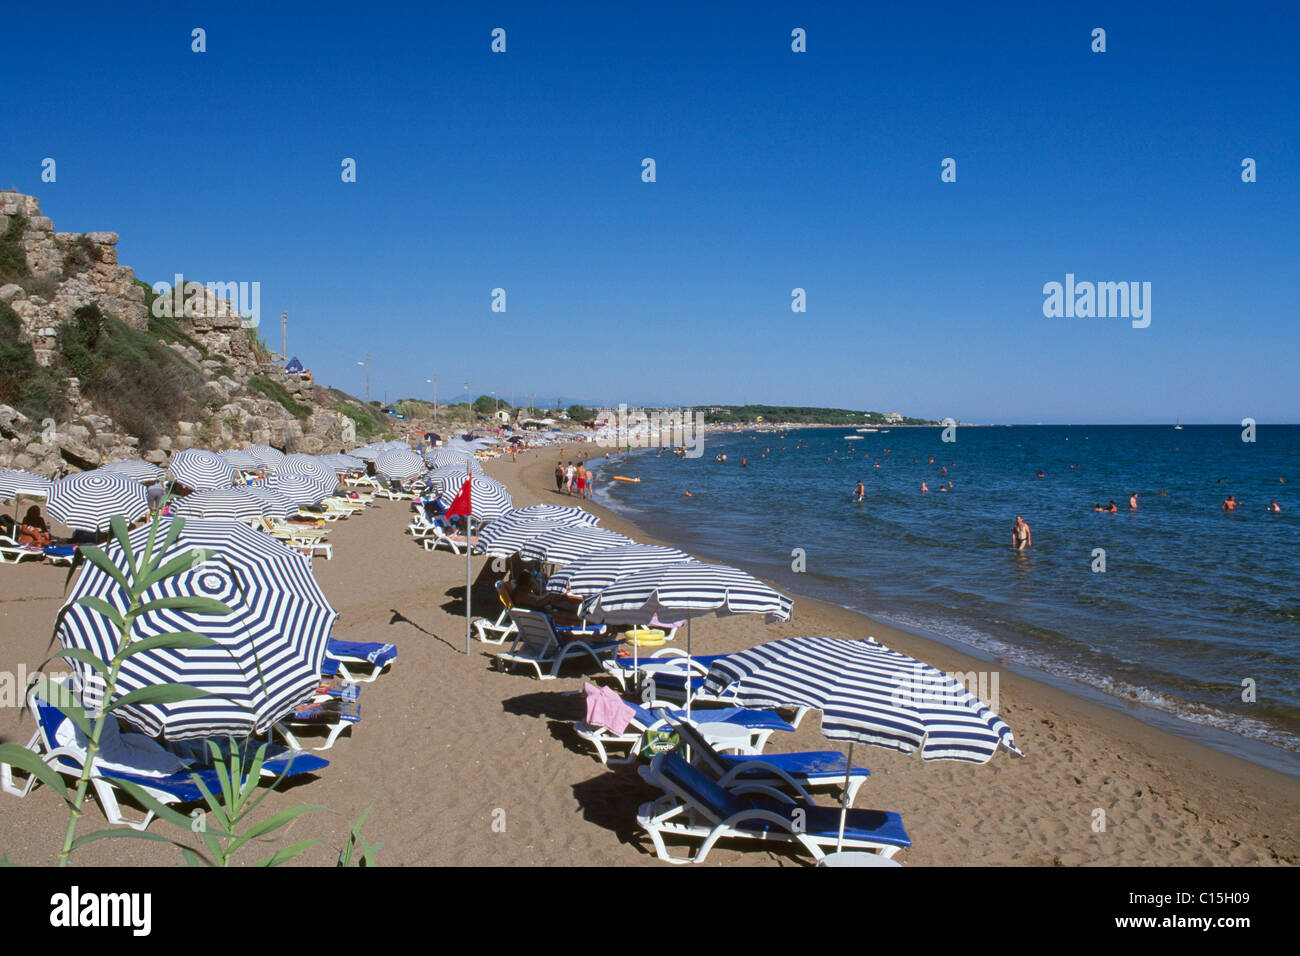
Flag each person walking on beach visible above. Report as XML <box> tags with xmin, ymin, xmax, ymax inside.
<box><xmin>1012</xmin><ymin>515</ymin><xmax>1032</xmax><ymax>550</ymax></box>
<box><xmin>555</xmin><ymin>461</ymin><xmax>565</xmax><ymax>494</ymax></box>
<box><xmin>565</xmin><ymin>462</ymin><xmax>576</xmax><ymax>495</ymax></box>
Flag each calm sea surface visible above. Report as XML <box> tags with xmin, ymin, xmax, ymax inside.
<box><xmin>590</xmin><ymin>425</ymin><xmax>1299</xmax><ymax>766</ymax></box>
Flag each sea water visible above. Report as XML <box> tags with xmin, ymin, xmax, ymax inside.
<box><xmin>591</xmin><ymin>425</ymin><xmax>1299</xmax><ymax>768</ymax></box>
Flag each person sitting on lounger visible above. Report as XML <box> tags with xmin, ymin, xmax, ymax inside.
<box><xmin>509</xmin><ymin>569</ymin><xmax>587</xmax><ymax>629</ymax></box>
<box><xmin>18</xmin><ymin>506</ymin><xmax>53</xmax><ymax>549</ymax></box>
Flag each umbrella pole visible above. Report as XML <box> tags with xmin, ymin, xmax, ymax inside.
<box><xmin>836</xmin><ymin>742</ymin><xmax>854</xmax><ymax>852</ymax></box>
<box><xmin>465</xmin><ymin>516</ymin><xmax>473</xmax><ymax>655</ymax></box>
<box><xmin>685</xmin><ymin>616</ymin><xmax>692</xmax><ymax>719</ymax></box>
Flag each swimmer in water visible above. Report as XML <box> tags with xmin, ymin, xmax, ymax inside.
<box><xmin>1012</xmin><ymin>515</ymin><xmax>1032</xmax><ymax>550</ymax></box>
<box><xmin>1267</xmin><ymin>499</ymin><xmax>1282</xmax><ymax>513</ymax></box>
<box><xmin>1129</xmin><ymin>493</ymin><xmax>1138</xmax><ymax>510</ymax></box>
<box><xmin>740</xmin><ymin>456</ymin><xmax>747</xmax><ymax>467</ymax></box>
<box><xmin>684</xmin><ymin>491</ymin><xmax>693</xmax><ymax>497</ymax></box>
<box><xmin>1036</xmin><ymin>470</ymin><xmax>1044</xmax><ymax>478</ymax></box>
<box><xmin>1094</xmin><ymin>503</ymin><xmax>1104</xmax><ymax>512</ymax></box>
<box><xmin>853</xmin><ymin>481</ymin><xmax>865</xmax><ymax>501</ymax></box>
<box><xmin>1106</xmin><ymin>501</ymin><xmax>1119</xmax><ymax>513</ymax></box>
<box><xmin>1222</xmin><ymin>495</ymin><xmax>1238</xmax><ymax>512</ymax></box>
<box><xmin>1159</xmin><ymin>488</ymin><xmax>1169</xmax><ymax>497</ymax></box>
<box><xmin>921</xmin><ymin>482</ymin><xmax>929</xmax><ymax>493</ymax></box>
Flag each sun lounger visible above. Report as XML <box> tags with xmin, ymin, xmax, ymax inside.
<box><xmin>494</xmin><ymin>608</ymin><xmax>622</xmax><ymax>680</ymax></box>
<box><xmin>472</xmin><ymin>581</ymin><xmax>519</xmax><ymax>644</ymax></box>
<box><xmin>669</xmin><ymin>718</ymin><xmax>871</xmax><ymax>804</ymax></box>
<box><xmin>575</xmin><ymin>695</ymin><xmax>795</xmax><ymax>766</ymax></box>
<box><xmin>320</xmin><ymin>638</ymin><xmax>397</xmax><ymax>683</ymax></box>
<box><xmin>421</xmin><ymin>524</ymin><xmax>474</xmax><ymax>555</ymax></box>
<box><xmin>635</xmin><ymin>753</ymin><xmax>910</xmax><ymax>864</ymax></box>
<box><xmin>41</xmin><ymin>545</ymin><xmax>77</xmax><ymax>565</ymax></box>
<box><xmin>274</xmin><ymin>697</ymin><xmax>361</xmax><ymax>751</ymax></box>
<box><xmin>0</xmin><ymin>533</ymin><xmax>45</xmax><ymax>564</ymax></box>
<box><xmin>2</xmin><ymin>683</ymin><xmax>328</xmax><ymax>831</ymax></box>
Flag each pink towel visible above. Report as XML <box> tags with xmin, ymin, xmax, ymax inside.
<box><xmin>583</xmin><ymin>683</ymin><xmax>635</xmax><ymax>735</ymax></box>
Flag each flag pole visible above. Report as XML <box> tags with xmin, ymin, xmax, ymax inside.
<box><xmin>465</xmin><ymin>464</ymin><xmax>472</xmax><ymax>655</ymax></box>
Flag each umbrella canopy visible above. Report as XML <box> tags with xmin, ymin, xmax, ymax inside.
<box><xmin>474</xmin><ymin>517</ymin><xmax>566</xmax><ymax>557</ymax></box>
<box><xmin>46</xmin><ymin>470</ymin><xmax>149</xmax><ymax>531</ymax></box>
<box><xmin>245</xmin><ymin>445</ymin><xmax>288</xmax><ymax>469</ymax></box>
<box><xmin>319</xmin><ymin>453</ymin><xmax>366</xmax><ymax>474</ymax></box>
<box><xmin>436</xmin><ymin>475</ymin><xmax>513</xmax><ymax>521</ymax></box>
<box><xmin>275</xmin><ymin>454</ymin><xmax>338</xmax><ymax>496</ymax></box>
<box><xmin>701</xmin><ymin>636</ymin><xmax>1021</xmax><ymax>762</ymax></box>
<box><xmin>545</xmin><ymin>544</ymin><xmax>692</xmax><ymax>597</ymax></box>
<box><xmin>348</xmin><ymin>445</ymin><xmax>381</xmax><ymax>461</ymax></box>
<box><xmin>504</xmin><ymin>504</ymin><xmax>598</xmax><ymax>526</ymax></box>
<box><xmin>423</xmin><ymin>464</ymin><xmax>485</xmax><ymax>496</ymax></box>
<box><xmin>0</xmin><ymin>469</ymin><xmax>54</xmax><ymax>499</ymax></box>
<box><xmin>516</xmin><ymin>526</ymin><xmax>634</xmax><ymax>566</ymax></box>
<box><xmin>239</xmin><ymin>484</ymin><xmax>298</xmax><ymax>519</ymax></box>
<box><xmin>99</xmin><ymin>460</ymin><xmax>165</xmax><ymax>484</ymax></box>
<box><xmin>265</xmin><ymin>473</ymin><xmax>330</xmax><ymax>507</ymax></box>
<box><xmin>58</xmin><ymin>518</ymin><xmax>337</xmax><ymax>739</ymax></box>
<box><xmin>172</xmin><ymin>488</ymin><xmax>264</xmax><ymax>521</ymax></box>
<box><xmin>219</xmin><ymin>449</ymin><xmax>264</xmax><ymax>473</ymax></box>
<box><xmin>169</xmin><ymin>449</ymin><xmax>238</xmax><ymax>491</ymax></box>
<box><xmin>374</xmin><ymin>449</ymin><xmax>426</xmax><ymax>481</ymax></box>
<box><xmin>423</xmin><ymin>450</ymin><xmax>478</xmax><ymax>469</ymax></box>
<box><xmin>579</xmin><ymin>561</ymin><xmax>793</xmax><ymax>624</ymax></box>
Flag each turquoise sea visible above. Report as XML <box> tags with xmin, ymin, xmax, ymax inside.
<box><xmin>591</xmin><ymin>425</ymin><xmax>1299</xmax><ymax>771</ymax></box>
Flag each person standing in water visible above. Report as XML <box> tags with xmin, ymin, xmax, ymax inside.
<box><xmin>1012</xmin><ymin>516</ymin><xmax>1032</xmax><ymax>550</ymax></box>
<box><xmin>853</xmin><ymin>480</ymin><xmax>865</xmax><ymax>502</ymax></box>
<box><xmin>1129</xmin><ymin>493</ymin><xmax>1139</xmax><ymax>510</ymax></box>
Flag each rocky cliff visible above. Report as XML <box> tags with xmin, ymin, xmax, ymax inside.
<box><xmin>0</xmin><ymin>192</ymin><xmax>376</xmax><ymax>476</ymax></box>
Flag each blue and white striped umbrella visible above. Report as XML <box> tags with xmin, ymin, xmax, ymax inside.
<box><xmin>474</xmin><ymin>517</ymin><xmax>566</xmax><ymax>557</ymax></box>
<box><xmin>516</xmin><ymin>526</ymin><xmax>633</xmax><ymax>566</ymax></box>
<box><xmin>275</xmin><ymin>454</ymin><xmax>338</xmax><ymax>496</ymax></box>
<box><xmin>57</xmin><ymin>518</ymin><xmax>337</xmax><ymax>740</ymax></box>
<box><xmin>504</xmin><ymin>504</ymin><xmax>598</xmax><ymax>526</ymax></box>
<box><xmin>348</xmin><ymin>445</ymin><xmax>382</xmax><ymax>462</ymax></box>
<box><xmin>701</xmin><ymin>636</ymin><xmax>1022</xmax><ymax>763</ymax></box>
<box><xmin>0</xmin><ymin>469</ymin><xmax>54</xmax><ymax>499</ymax></box>
<box><xmin>265</xmin><ymin>473</ymin><xmax>330</xmax><ymax>507</ymax></box>
<box><xmin>246</xmin><ymin>445</ymin><xmax>288</xmax><ymax>469</ymax></box>
<box><xmin>169</xmin><ymin>449</ymin><xmax>239</xmax><ymax>491</ymax></box>
<box><xmin>219</xmin><ymin>449</ymin><xmax>264</xmax><ymax>473</ymax></box>
<box><xmin>319</xmin><ymin>453</ymin><xmax>366</xmax><ymax>474</ymax></box>
<box><xmin>423</xmin><ymin>463</ymin><xmax>484</xmax><ymax>496</ymax></box>
<box><xmin>425</xmin><ymin>450</ymin><xmax>479</xmax><ymax>470</ymax></box>
<box><xmin>100</xmin><ymin>460</ymin><xmax>165</xmax><ymax>484</ymax></box>
<box><xmin>579</xmin><ymin>561</ymin><xmax>793</xmax><ymax>624</ymax></box>
<box><xmin>240</xmin><ymin>484</ymin><xmax>298</xmax><ymax>519</ymax></box>
<box><xmin>374</xmin><ymin>449</ymin><xmax>426</xmax><ymax>481</ymax></box>
<box><xmin>545</xmin><ymin>544</ymin><xmax>691</xmax><ymax>597</ymax></box>
<box><xmin>173</xmin><ymin>488</ymin><xmax>264</xmax><ymax>521</ymax></box>
<box><xmin>436</xmin><ymin>475</ymin><xmax>513</xmax><ymax>521</ymax></box>
<box><xmin>46</xmin><ymin>470</ymin><xmax>149</xmax><ymax>531</ymax></box>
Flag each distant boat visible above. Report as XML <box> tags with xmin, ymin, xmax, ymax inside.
<box><xmin>1174</xmin><ymin>419</ymin><xmax>1183</xmax><ymax>430</ymax></box>
<box><xmin>856</xmin><ymin>427</ymin><xmax>879</xmax><ymax>433</ymax></box>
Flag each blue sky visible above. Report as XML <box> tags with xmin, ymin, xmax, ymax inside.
<box><xmin>4</xmin><ymin>1</ymin><xmax>1297</xmax><ymax>423</ymax></box>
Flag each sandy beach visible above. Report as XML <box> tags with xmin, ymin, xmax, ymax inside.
<box><xmin>1</xmin><ymin>443</ymin><xmax>1297</xmax><ymax>867</ymax></box>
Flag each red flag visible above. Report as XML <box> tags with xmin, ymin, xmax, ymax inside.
<box><xmin>446</xmin><ymin>478</ymin><xmax>472</xmax><ymax>519</ymax></box>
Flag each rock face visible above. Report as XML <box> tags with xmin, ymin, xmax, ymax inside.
<box><xmin>0</xmin><ymin>192</ymin><xmax>367</xmax><ymax>476</ymax></box>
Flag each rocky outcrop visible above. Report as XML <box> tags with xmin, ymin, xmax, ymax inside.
<box><xmin>0</xmin><ymin>192</ymin><xmax>365</xmax><ymax>476</ymax></box>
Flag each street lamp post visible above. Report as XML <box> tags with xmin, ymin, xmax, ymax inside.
<box><xmin>426</xmin><ymin>376</ymin><xmax>437</xmax><ymax>426</ymax></box>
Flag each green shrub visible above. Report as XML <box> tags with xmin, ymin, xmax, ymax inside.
<box><xmin>0</xmin><ymin>299</ymin><xmax>66</xmax><ymax>421</ymax></box>
<box><xmin>0</xmin><ymin>215</ymin><xmax>30</xmax><ymax>282</ymax></box>
<box><xmin>248</xmin><ymin>374</ymin><xmax>310</xmax><ymax>420</ymax></box>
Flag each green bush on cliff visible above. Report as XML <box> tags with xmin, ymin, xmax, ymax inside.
<box><xmin>56</xmin><ymin>303</ymin><xmax>203</xmax><ymax>448</ymax></box>
<box><xmin>0</xmin><ymin>298</ymin><xmax>65</xmax><ymax>422</ymax></box>
<box><xmin>248</xmin><ymin>374</ymin><xmax>310</xmax><ymax>420</ymax></box>
<box><xmin>0</xmin><ymin>215</ymin><xmax>31</xmax><ymax>283</ymax></box>
<box><xmin>328</xmin><ymin>389</ymin><xmax>391</xmax><ymax>440</ymax></box>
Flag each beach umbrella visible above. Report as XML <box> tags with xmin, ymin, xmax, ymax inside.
<box><xmin>171</xmin><ymin>488</ymin><xmax>264</xmax><ymax>522</ymax></box>
<box><xmin>169</xmin><ymin>449</ymin><xmax>239</xmax><ymax>491</ymax></box>
<box><xmin>545</xmin><ymin>544</ymin><xmax>691</xmax><ymax>597</ymax></box>
<box><xmin>424</xmin><ymin>464</ymin><xmax>485</xmax><ymax>496</ymax></box>
<box><xmin>348</xmin><ymin>445</ymin><xmax>381</xmax><ymax>462</ymax></box>
<box><xmin>579</xmin><ymin>561</ymin><xmax>793</xmax><ymax>712</ymax></box>
<box><xmin>700</xmin><ymin>635</ymin><xmax>1022</xmax><ymax>850</ymax></box>
<box><xmin>504</xmin><ymin>504</ymin><xmax>598</xmax><ymax>526</ymax></box>
<box><xmin>0</xmin><ymin>469</ymin><xmax>54</xmax><ymax>499</ymax></box>
<box><xmin>276</xmin><ymin>454</ymin><xmax>338</xmax><ymax>496</ymax></box>
<box><xmin>436</xmin><ymin>475</ymin><xmax>512</xmax><ymax>521</ymax></box>
<box><xmin>57</xmin><ymin>518</ymin><xmax>337</xmax><ymax>740</ymax></box>
<box><xmin>219</xmin><ymin>449</ymin><xmax>264</xmax><ymax>473</ymax></box>
<box><xmin>474</xmin><ymin>517</ymin><xmax>565</xmax><ymax>558</ymax></box>
<box><xmin>100</xmin><ymin>460</ymin><xmax>165</xmax><ymax>484</ymax></box>
<box><xmin>516</xmin><ymin>526</ymin><xmax>634</xmax><ymax>566</ymax></box>
<box><xmin>239</xmin><ymin>484</ymin><xmax>298</xmax><ymax>519</ymax></box>
<box><xmin>265</xmin><ymin>473</ymin><xmax>330</xmax><ymax>507</ymax></box>
<box><xmin>320</xmin><ymin>453</ymin><xmax>366</xmax><ymax>474</ymax></box>
<box><xmin>375</xmin><ymin>449</ymin><xmax>425</xmax><ymax>482</ymax></box>
<box><xmin>245</xmin><ymin>445</ymin><xmax>288</xmax><ymax>470</ymax></box>
<box><xmin>46</xmin><ymin>470</ymin><xmax>149</xmax><ymax>531</ymax></box>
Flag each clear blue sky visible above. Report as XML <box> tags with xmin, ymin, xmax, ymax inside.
<box><xmin>4</xmin><ymin>1</ymin><xmax>1297</xmax><ymax>423</ymax></box>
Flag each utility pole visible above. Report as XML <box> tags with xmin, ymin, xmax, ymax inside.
<box><xmin>427</xmin><ymin>376</ymin><xmax>437</xmax><ymax>426</ymax></box>
<box><xmin>281</xmin><ymin>311</ymin><xmax>287</xmax><ymax>365</ymax></box>
<box><xmin>357</xmin><ymin>355</ymin><xmax>370</xmax><ymax>403</ymax></box>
